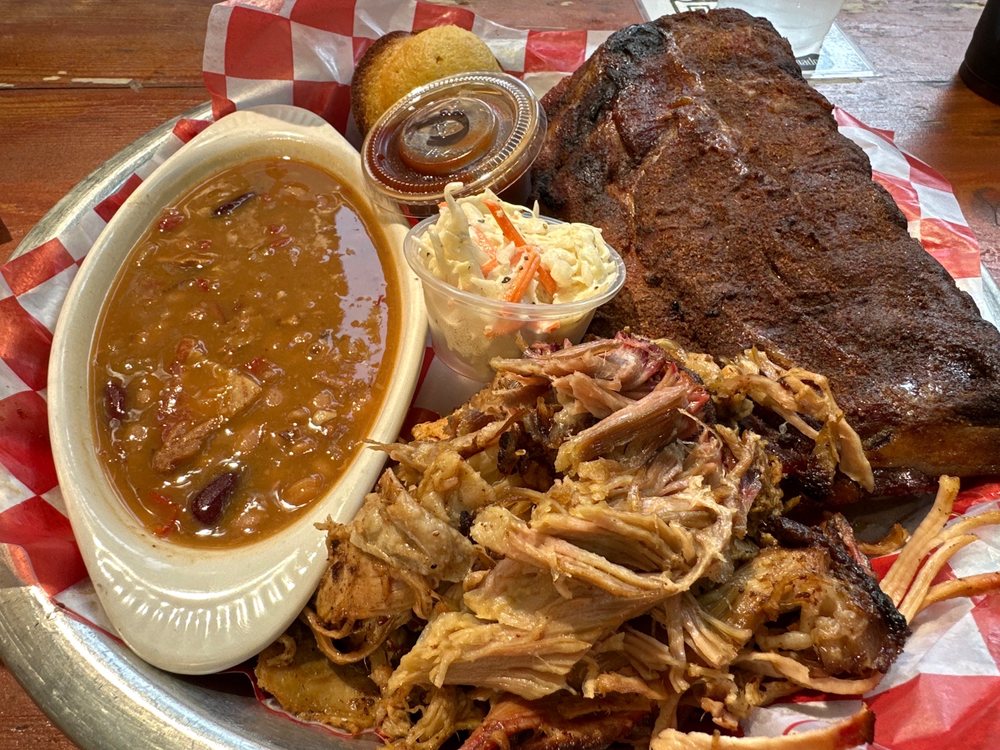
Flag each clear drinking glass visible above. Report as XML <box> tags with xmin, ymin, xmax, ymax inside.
<box><xmin>716</xmin><ymin>0</ymin><xmax>846</xmax><ymax>59</ymax></box>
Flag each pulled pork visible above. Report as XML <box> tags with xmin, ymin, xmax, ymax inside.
<box><xmin>257</xmin><ymin>333</ymin><xmax>906</xmax><ymax>749</ymax></box>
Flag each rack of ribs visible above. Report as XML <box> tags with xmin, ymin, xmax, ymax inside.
<box><xmin>530</xmin><ymin>8</ymin><xmax>1000</xmax><ymax>505</ymax></box>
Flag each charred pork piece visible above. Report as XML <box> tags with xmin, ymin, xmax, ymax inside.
<box><xmin>460</xmin><ymin>694</ymin><xmax>652</xmax><ymax>750</ymax></box>
<box><xmin>703</xmin><ymin>514</ymin><xmax>908</xmax><ymax>677</ymax></box>
<box><xmin>531</xmin><ymin>9</ymin><xmax>1000</xmax><ymax>503</ymax></box>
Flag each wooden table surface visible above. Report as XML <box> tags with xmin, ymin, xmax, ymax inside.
<box><xmin>1</xmin><ymin>1</ymin><xmax>997</xmax><ymax>747</ymax></box>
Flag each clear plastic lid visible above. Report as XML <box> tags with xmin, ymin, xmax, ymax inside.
<box><xmin>361</xmin><ymin>72</ymin><xmax>546</xmax><ymax>218</ymax></box>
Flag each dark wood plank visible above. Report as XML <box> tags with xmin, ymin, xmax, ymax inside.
<box><xmin>0</xmin><ymin>88</ymin><xmax>209</xmax><ymax>251</ymax></box>
<box><xmin>0</xmin><ymin>0</ymin><xmax>215</xmax><ymax>87</ymax></box>
<box><xmin>819</xmin><ymin>0</ymin><xmax>1000</xmax><ymax>278</ymax></box>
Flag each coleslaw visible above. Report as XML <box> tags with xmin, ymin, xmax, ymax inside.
<box><xmin>413</xmin><ymin>183</ymin><xmax>618</xmax><ymax>305</ymax></box>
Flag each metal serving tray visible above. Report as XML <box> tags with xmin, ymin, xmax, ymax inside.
<box><xmin>4</xmin><ymin>105</ymin><xmax>1000</xmax><ymax>750</ymax></box>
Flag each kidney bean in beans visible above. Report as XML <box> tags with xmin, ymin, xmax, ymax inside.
<box><xmin>105</xmin><ymin>379</ymin><xmax>127</xmax><ymax>423</ymax></box>
<box><xmin>158</xmin><ymin>209</ymin><xmax>185</xmax><ymax>232</ymax></box>
<box><xmin>191</xmin><ymin>471</ymin><xmax>239</xmax><ymax>525</ymax></box>
<box><xmin>212</xmin><ymin>191</ymin><xmax>256</xmax><ymax>217</ymax></box>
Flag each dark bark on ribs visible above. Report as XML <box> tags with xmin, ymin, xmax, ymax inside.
<box><xmin>530</xmin><ymin>8</ymin><xmax>1000</xmax><ymax>503</ymax></box>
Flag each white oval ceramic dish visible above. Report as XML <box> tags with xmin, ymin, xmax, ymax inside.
<box><xmin>47</xmin><ymin>104</ymin><xmax>427</xmax><ymax>675</ymax></box>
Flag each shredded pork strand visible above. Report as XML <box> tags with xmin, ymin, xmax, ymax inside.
<box><xmin>857</xmin><ymin>523</ymin><xmax>910</xmax><ymax>557</ymax></box>
<box><xmin>657</xmin><ymin>341</ymin><xmax>874</xmax><ymax>491</ymax></box>
<box><xmin>256</xmin><ymin>334</ymin><xmax>1000</xmax><ymax>750</ymax></box>
<box><xmin>651</xmin><ymin>706</ymin><xmax>874</xmax><ymax>750</ymax></box>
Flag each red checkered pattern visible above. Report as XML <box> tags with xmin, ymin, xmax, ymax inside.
<box><xmin>2</xmin><ymin>1</ymin><xmax>997</xmax><ymax>745</ymax></box>
<box><xmin>202</xmin><ymin>1</ymin><xmax>615</xmax><ymax>138</ymax></box>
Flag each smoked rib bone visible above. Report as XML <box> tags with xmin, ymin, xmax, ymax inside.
<box><xmin>531</xmin><ymin>9</ymin><xmax>1000</xmax><ymax>503</ymax></box>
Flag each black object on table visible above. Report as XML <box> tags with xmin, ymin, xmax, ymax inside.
<box><xmin>960</xmin><ymin>0</ymin><xmax>1000</xmax><ymax>104</ymax></box>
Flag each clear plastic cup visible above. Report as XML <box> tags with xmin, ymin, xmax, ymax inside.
<box><xmin>403</xmin><ymin>214</ymin><xmax>627</xmax><ymax>381</ymax></box>
<box><xmin>716</xmin><ymin>0</ymin><xmax>845</xmax><ymax>59</ymax></box>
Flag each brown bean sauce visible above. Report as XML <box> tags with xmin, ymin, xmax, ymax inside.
<box><xmin>92</xmin><ymin>157</ymin><xmax>400</xmax><ymax>547</ymax></box>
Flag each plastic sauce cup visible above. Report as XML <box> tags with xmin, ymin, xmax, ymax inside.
<box><xmin>362</xmin><ymin>72</ymin><xmax>546</xmax><ymax>219</ymax></box>
<box><xmin>403</xmin><ymin>214</ymin><xmax>627</xmax><ymax>381</ymax></box>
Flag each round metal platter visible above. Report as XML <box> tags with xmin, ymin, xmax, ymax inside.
<box><xmin>3</xmin><ymin>105</ymin><xmax>1000</xmax><ymax>750</ymax></box>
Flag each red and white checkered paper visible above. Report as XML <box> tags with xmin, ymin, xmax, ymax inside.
<box><xmin>1</xmin><ymin>1</ymin><xmax>998</xmax><ymax>746</ymax></box>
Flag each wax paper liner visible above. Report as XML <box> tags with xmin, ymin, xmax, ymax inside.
<box><xmin>1</xmin><ymin>1</ymin><xmax>998</xmax><ymax>747</ymax></box>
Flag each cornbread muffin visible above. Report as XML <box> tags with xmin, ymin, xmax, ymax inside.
<box><xmin>352</xmin><ymin>25</ymin><xmax>501</xmax><ymax>135</ymax></box>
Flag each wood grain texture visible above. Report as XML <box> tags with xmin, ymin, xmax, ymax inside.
<box><xmin>0</xmin><ymin>88</ymin><xmax>210</xmax><ymax>250</ymax></box>
<box><xmin>0</xmin><ymin>667</ymin><xmax>67</xmax><ymax>748</ymax></box>
<box><xmin>0</xmin><ymin>1</ymin><xmax>997</xmax><ymax>749</ymax></box>
<box><xmin>0</xmin><ymin>0</ymin><xmax>214</xmax><ymax>86</ymax></box>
